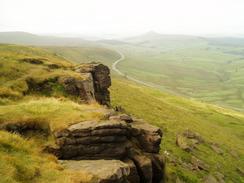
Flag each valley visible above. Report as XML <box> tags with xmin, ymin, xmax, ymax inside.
<box><xmin>0</xmin><ymin>33</ymin><xmax>243</xmax><ymax>182</ymax></box>
<box><xmin>41</xmin><ymin>32</ymin><xmax>244</xmax><ymax>111</ymax></box>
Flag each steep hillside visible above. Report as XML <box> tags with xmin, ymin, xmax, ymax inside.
<box><xmin>111</xmin><ymin>78</ymin><xmax>244</xmax><ymax>183</ymax></box>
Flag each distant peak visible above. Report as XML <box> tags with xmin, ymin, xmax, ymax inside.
<box><xmin>144</xmin><ymin>31</ymin><xmax>161</xmax><ymax>36</ymax></box>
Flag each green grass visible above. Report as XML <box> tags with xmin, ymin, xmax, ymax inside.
<box><xmin>110</xmin><ymin>78</ymin><xmax>244</xmax><ymax>182</ymax></box>
<box><xmin>0</xmin><ymin>130</ymin><xmax>71</xmax><ymax>183</ymax></box>
<box><xmin>0</xmin><ymin>130</ymin><xmax>103</xmax><ymax>183</ymax></box>
<box><xmin>0</xmin><ymin>97</ymin><xmax>108</xmax><ymax>132</ymax></box>
<box><xmin>45</xmin><ymin>46</ymin><xmax>120</xmax><ymax>66</ymax></box>
<box><xmin>0</xmin><ymin>44</ymin><xmax>86</xmax><ymax>99</ymax></box>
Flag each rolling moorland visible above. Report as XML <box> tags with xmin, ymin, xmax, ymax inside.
<box><xmin>0</xmin><ymin>33</ymin><xmax>243</xmax><ymax>182</ymax></box>
<box><xmin>40</xmin><ymin>32</ymin><xmax>244</xmax><ymax>110</ymax></box>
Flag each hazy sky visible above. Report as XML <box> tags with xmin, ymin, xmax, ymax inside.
<box><xmin>1</xmin><ymin>0</ymin><xmax>244</xmax><ymax>36</ymax></box>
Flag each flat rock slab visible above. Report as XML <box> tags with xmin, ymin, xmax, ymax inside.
<box><xmin>68</xmin><ymin>120</ymin><xmax>129</xmax><ymax>132</ymax></box>
<box><xmin>59</xmin><ymin>160</ymin><xmax>130</xmax><ymax>183</ymax></box>
<box><xmin>54</xmin><ymin>120</ymin><xmax>130</xmax><ymax>138</ymax></box>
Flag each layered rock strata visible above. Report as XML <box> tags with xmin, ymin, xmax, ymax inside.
<box><xmin>52</xmin><ymin>115</ymin><xmax>165</xmax><ymax>183</ymax></box>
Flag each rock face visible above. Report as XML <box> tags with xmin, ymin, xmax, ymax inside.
<box><xmin>26</xmin><ymin>63</ymin><xmax>111</xmax><ymax>105</ymax></box>
<box><xmin>75</xmin><ymin>63</ymin><xmax>111</xmax><ymax>105</ymax></box>
<box><xmin>58</xmin><ymin>73</ymin><xmax>95</xmax><ymax>102</ymax></box>
<box><xmin>51</xmin><ymin>115</ymin><xmax>165</xmax><ymax>183</ymax></box>
<box><xmin>41</xmin><ymin>63</ymin><xmax>164</xmax><ymax>182</ymax></box>
<box><xmin>176</xmin><ymin>129</ymin><xmax>204</xmax><ymax>152</ymax></box>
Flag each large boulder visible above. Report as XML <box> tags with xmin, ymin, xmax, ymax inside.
<box><xmin>176</xmin><ymin>129</ymin><xmax>204</xmax><ymax>152</ymax></box>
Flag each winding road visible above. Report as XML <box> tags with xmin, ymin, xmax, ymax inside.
<box><xmin>112</xmin><ymin>50</ymin><xmax>163</xmax><ymax>88</ymax></box>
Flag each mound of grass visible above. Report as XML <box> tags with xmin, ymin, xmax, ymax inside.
<box><xmin>0</xmin><ymin>44</ymin><xmax>86</xmax><ymax>99</ymax></box>
<box><xmin>0</xmin><ymin>130</ymin><xmax>70</xmax><ymax>183</ymax></box>
<box><xmin>111</xmin><ymin>78</ymin><xmax>244</xmax><ymax>182</ymax></box>
<box><xmin>0</xmin><ymin>97</ymin><xmax>109</xmax><ymax>132</ymax></box>
<box><xmin>0</xmin><ymin>130</ymin><xmax>98</xmax><ymax>183</ymax></box>
<box><xmin>0</xmin><ymin>44</ymin><xmax>72</xmax><ymax>67</ymax></box>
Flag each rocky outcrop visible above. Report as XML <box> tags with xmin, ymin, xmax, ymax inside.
<box><xmin>25</xmin><ymin>63</ymin><xmax>111</xmax><ymax>105</ymax></box>
<box><xmin>75</xmin><ymin>63</ymin><xmax>111</xmax><ymax>105</ymax></box>
<box><xmin>33</xmin><ymin>63</ymin><xmax>164</xmax><ymax>182</ymax></box>
<box><xmin>176</xmin><ymin>129</ymin><xmax>204</xmax><ymax>152</ymax></box>
<box><xmin>50</xmin><ymin>115</ymin><xmax>165</xmax><ymax>183</ymax></box>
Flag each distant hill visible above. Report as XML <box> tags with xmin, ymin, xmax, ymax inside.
<box><xmin>0</xmin><ymin>31</ymin><xmax>91</xmax><ymax>46</ymax></box>
<box><xmin>207</xmin><ymin>37</ymin><xmax>244</xmax><ymax>46</ymax></box>
<box><xmin>96</xmin><ymin>39</ymin><xmax>128</xmax><ymax>45</ymax></box>
<box><xmin>123</xmin><ymin>31</ymin><xmax>208</xmax><ymax>49</ymax></box>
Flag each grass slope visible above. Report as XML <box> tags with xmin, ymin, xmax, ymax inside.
<box><xmin>45</xmin><ymin>46</ymin><xmax>120</xmax><ymax>66</ymax></box>
<box><xmin>0</xmin><ymin>44</ymin><xmax>77</xmax><ymax>98</ymax></box>
<box><xmin>111</xmin><ymin>78</ymin><xmax>244</xmax><ymax>182</ymax></box>
<box><xmin>0</xmin><ymin>97</ymin><xmax>108</xmax><ymax>132</ymax></box>
<box><xmin>0</xmin><ymin>130</ymin><xmax>68</xmax><ymax>183</ymax></box>
<box><xmin>0</xmin><ymin>130</ymin><xmax>102</xmax><ymax>183</ymax></box>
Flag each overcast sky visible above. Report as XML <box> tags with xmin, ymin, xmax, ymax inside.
<box><xmin>1</xmin><ymin>0</ymin><xmax>244</xmax><ymax>36</ymax></box>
